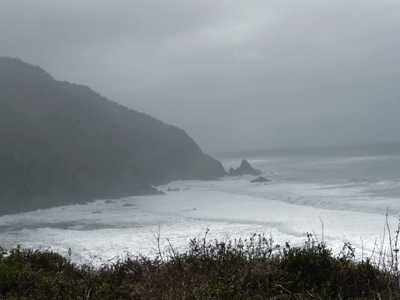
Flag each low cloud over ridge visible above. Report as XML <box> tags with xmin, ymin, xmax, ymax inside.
<box><xmin>1</xmin><ymin>0</ymin><xmax>399</xmax><ymax>152</ymax></box>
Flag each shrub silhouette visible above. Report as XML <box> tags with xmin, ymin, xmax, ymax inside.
<box><xmin>1</xmin><ymin>232</ymin><xmax>399</xmax><ymax>299</ymax></box>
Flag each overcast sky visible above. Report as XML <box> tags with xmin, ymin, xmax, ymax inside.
<box><xmin>1</xmin><ymin>0</ymin><xmax>399</xmax><ymax>153</ymax></box>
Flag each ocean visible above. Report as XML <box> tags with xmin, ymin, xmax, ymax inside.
<box><xmin>1</xmin><ymin>142</ymin><xmax>400</xmax><ymax>266</ymax></box>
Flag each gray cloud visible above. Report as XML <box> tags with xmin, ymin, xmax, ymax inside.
<box><xmin>1</xmin><ymin>0</ymin><xmax>399</xmax><ymax>152</ymax></box>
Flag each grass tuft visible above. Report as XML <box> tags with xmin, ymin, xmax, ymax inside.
<box><xmin>1</xmin><ymin>231</ymin><xmax>400</xmax><ymax>299</ymax></box>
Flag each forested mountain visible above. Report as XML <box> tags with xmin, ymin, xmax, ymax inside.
<box><xmin>0</xmin><ymin>57</ymin><xmax>226</xmax><ymax>215</ymax></box>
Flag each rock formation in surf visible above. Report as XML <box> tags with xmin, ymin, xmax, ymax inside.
<box><xmin>250</xmin><ymin>176</ymin><xmax>269</xmax><ymax>183</ymax></box>
<box><xmin>228</xmin><ymin>159</ymin><xmax>262</xmax><ymax>176</ymax></box>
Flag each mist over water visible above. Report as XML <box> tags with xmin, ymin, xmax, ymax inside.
<box><xmin>1</xmin><ymin>142</ymin><xmax>400</xmax><ymax>266</ymax></box>
<box><xmin>217</xmin><ymin>143</ymin><xmax>400</xmax><ymax>214</ymax></box>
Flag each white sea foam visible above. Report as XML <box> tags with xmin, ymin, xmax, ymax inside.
<box><xmin>0</xmin><ymin>178</ymin><xmax>398</xmax><ymax>266</ymax></box>
<box><xmin>1</xmin><ymin>148</ymin><xmax>400</xmax><ymax>266</ymax></box>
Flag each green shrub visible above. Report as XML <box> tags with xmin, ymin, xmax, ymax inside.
<box><xmin>1</xmin><ymin>233</ymin><xmax>399</xmax><ymax>299</ymax></box>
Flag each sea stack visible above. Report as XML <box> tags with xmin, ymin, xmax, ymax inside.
<box><xmin>228</xmin><ymin>159</ymin><xmax>262</xmax><ymax>176</ymax></box>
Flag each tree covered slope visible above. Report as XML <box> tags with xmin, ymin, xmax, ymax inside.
<box><xmin>0</xmin><ymin>57</ymin><xmax>226</xmax><ymax>214</ymax></box>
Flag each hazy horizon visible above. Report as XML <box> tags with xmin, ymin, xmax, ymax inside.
<box><xmin>1</xmin><ymin>0</ymin><xmax>399</xmax><ymax>153</ymax></box>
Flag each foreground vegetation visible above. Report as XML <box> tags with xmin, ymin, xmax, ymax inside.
<box><xmin>1</xmin><ymin>232</ymin><xmax>400</xmax><ymax>299</ymax></box>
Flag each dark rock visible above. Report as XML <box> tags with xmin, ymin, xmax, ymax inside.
<box><xmin>167</xmin><ymin>188</ymin><xmax>180</xmax><ymax>192</ymax></box>
<box><xmin>105</xmin><ymin>200</ymin><xmax>114</xmax><ymax>204</ymax></box>
<box><xmin>182</xmin><ymin>154</ymin><xmax>227</xmax><ymax>180</ymax></box>
<box><xmin>123</xmin><ymin>203</ymin><xmax>135</xmax><ymax>207</ymax></box>
<box><xmin>228</xmin><ymin>159</ymin><xmax>262</xmax><ymax>176</ymax></box>
<box><xmin>132</xmin><ymin>183</ymin><xmax>165</xmax><ymax>196</ymax></box>
<box><xmin>250</xmin><ymin>176</ymin><xmax>270</xmax><ymax>183</ymax></box>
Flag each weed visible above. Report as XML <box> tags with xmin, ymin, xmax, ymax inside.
<box><xmin>1</xmin><ymin>229</ymin><xmax>400</xmax><ymax>299</ymax></box>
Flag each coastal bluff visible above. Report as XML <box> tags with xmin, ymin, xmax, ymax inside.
<box><xmin>0</xmin><ymin>57</ymin><xmax>226</xmax><ymax>215</ymax></box>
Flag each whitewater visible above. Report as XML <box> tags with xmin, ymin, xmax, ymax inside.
<box><xmin>1</xmin><ymin>143</ymin><xmax>400</xmax><ymax>266</ymax></box>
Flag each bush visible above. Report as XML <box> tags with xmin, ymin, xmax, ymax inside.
<box><xmin>0</xmin><ymin>233</ymin><xmax>399</xmax><ymax>299</ymax></box>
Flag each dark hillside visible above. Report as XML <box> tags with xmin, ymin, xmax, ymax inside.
<box><xmin>0</xmin><ymin>57</ymin><xmax>226</xmax><ymax>215</ymax></box>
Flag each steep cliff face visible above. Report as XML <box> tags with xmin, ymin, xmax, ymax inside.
<box><xmin>0</xmin><ymin>57</ymin><xmax>226</xmax><ymax>214</ymax></box>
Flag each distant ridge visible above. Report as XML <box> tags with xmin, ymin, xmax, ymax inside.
<box><xmin>0</xmin><ymin>57</ymin><xmax>226</xmax><ymax>215</ymax></box>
